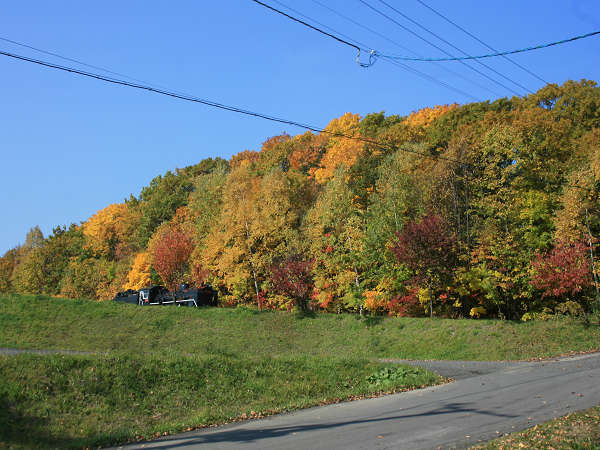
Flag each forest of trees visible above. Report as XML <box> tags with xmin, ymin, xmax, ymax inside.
<box><xmin>2</xmin><ymin>80</ymin><xmax>599</xmax><ymax>320</ymax></box>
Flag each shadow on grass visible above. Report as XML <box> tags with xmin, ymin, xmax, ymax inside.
<box><xmin>0</xmin><ymin>395</ymin><xmax>74</xmax><ymax>449</ymax></box>
<box><xmin>294</xmin><ymin>309</ymin><xmax>316</xmax><ymax>319</ymax></box>
<box><xmin>361</xmin><ymin>315</ymin><xmax>384</xmax><ymax>327</ymax></box>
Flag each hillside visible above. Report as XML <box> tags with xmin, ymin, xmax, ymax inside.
<box><xmin>1</xmin><ymin>80</ymin><xmax>600</xmax><ymax>320</ymax></box>
<box><xmin>2</xmin><ymin>293</ymin><xmax>600</xmax><ymax>448</ymax></box>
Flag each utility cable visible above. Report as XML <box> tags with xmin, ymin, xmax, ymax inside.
<box><xmin>266</xmin><ymin>0</ymin><xmax>377</xmax><ymax>66</ymax></box>
<box><xmin>252</xmin><ymin>0</ymin><xmax>360</xmax><ymax>50</ymax></box>
<box><xmin>0</xmin><ymin>49</ymin><xmax>325</xmax><ymax>132</ymax></box>
<box><xmin>360</xmin><ymin>0</ymin><xmax>522</xmax><ymax>96</ymax></box>
<box><xmin>251</xmin><ymin>0</ymin><xmax>377</xmax><ymax>66</ymax></box>
<box><xmin>374</xmin><ymin>0</ymin><xmax>532</xmax><ymax>94</ymax></box>
<box><xmin>413</xmin><ymin>0</ymin><xmax>549</xmax><ymax>85</ymax></box>
<box><xmin>0</xmin><ymin>48</ymin><xmax>463</xmax><ymax>164</ymax></box>
<box><xmin>3</xmin><ymin>47</ymin><xmax>589</xmax><ymax>196</ymax></box>
<box><xmin>3</xmin><ymin>47</ymin><xmax>586</xmax><ymax>194</ymax></box>
<box><xmin>255</xmin><ymin>0</ymin><xmax>483</xmax><ymax>99</ymax></box>
<box><xmin>380</xmin><ymin>29</ymin><xmax>600</xmax><ymax>63</ymax></box>
<box><xmin>357</xmin><ymin>0</ymin><xmax>504</xmax><ymax>96</ymax></box>
<box><xmin>0</xmin><ymin>36</ymin><xmax>151</xmax><ymax>86</ymax></box>
<box><xmin>0</xmin><ymin>36</ymin><xmax>208</xmax><ymax>101</ymax></box>
<box><xmin>308</xmin><ymin>0</ymin><xmax>487</xmax><ymax>100</ymax></box>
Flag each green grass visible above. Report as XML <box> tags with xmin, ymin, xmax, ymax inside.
<box><xmin>1</xmin><ymin>294</ymin><xmax>599</xmax><ymax>448</ymax></box>
<box><xmin>0</xmin><ymin>353</ymin><xmax>439</xmax><ymax>449</ymax></box>
<box><xmin>1</xmin><ymin>294</ymin><xmax>599</xmax><ymax>361</ymax></box>
<box><xmin>473</xmin><ymin>405</ymin><xmax>600</xmax><ymax>449</ymax></box>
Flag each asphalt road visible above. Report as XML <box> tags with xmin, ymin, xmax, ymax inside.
<box><xmin>113</xmin><ymin>352</ymin><xmax>600</xmax><ymax>450</ymax></box>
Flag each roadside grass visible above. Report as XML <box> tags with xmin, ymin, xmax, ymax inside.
<box><xmin>473</xmin><ymin>405</ymin><xmax>600</xmax><ymax>449</ymax></box>
<box><xmin>1</xmin><ymin>294</ymin><xmax>600</xmax><ymax>448</ymax></box>
<box><xmin>0</xmin><ymin>353</ymin><xmax>439</xmax><ymax>449</ymax></box>
<box><xmin>1</xmin><ymin>294</ymin><xmax>599</xmax><ymax>361</ymax></box>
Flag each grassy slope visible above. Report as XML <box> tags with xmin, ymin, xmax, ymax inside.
<box><xmin>0</xmin><ymin>353</ymin><xmax>439</xmax><ymax>449</ymax></box>
<box><xmin>1</xmin><ymin>294</ymin><xmax>599</xmax><ymax>361</ymax></box>
<box><xmin>1</xmin><ymin>294</ymin><xmax>599</xmax><ymax>449</ymax></box>
<box><xmin>474</xmin><ymin>406</ymin><xmax>600</xmax><ymax>449</ymax></box>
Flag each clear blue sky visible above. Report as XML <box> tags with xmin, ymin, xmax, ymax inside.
<box><xmin>1</xmin><ymin>0</ymin><xmax>599</xmax><ymax>255</ymax></box>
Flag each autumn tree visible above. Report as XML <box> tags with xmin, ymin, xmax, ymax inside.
<box><xmin>390</xmin><ymin>214</ymin><xmax>458</xmax><ymax>317</ymax></box>
<box><xmin>531</xmin><ymin>240</ymin><xmax>595</xmax><ymax>317</ymax></box>
<box><xmin>202</xmin><ymin>162</ymin><xmax>261</xmax><ymax>302</ymax></box>
<box><xmin>123</xmin><ymin>252</ymin><xmax>152</xmax><ymax>291</ymax></box>
<box><xmin>203</xmin><ymin>163</ymin><xmax>312</xmax><ymax>306</ymax></box>
<box><xmin>83</xmin><ymin>203</ymin><xmax>139</xmax><ymax>260</ymax></box>
<box><xmin>304</xmin><ymin>168</ymin><xmax>365</xmax><ymax>312</ymax></box>
<box><xmin>270</xmin><ymin>255</ymin><xmax>314</xmax><ymax>313</ymax></box>
<box><xmin>313</xmin><ymin>113</ymin><xmax>365</xmax><ymax>184</ymax></box>
<box><xmin>152</xmin><ymin>229</ymin><xmax>194</xmax><ymax>291</ymax></box>
<box><xmin>0</xmin><ymin>248</ymin><xmax>18</xmax><ymax>293</ymax></box>
<box><xmin>11</xmin><ymin>225</ymin><xmax>85</xmax><ymax>296</ymax></box>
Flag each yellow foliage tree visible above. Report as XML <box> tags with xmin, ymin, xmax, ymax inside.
<box><xmin>83</xmin><ymin>203</ymin><xmax>139</xmax><ymax>259</ymax></box>
<box><xmin>404</xmin><ymin>104</ymin><xmax>458</xmax><ymax>128</ymax></box>
<box><xmin>313</xmin><ymin>113</ymin><xmax>364</xmax><ymax>184</ymax></box>
<box><xmin>123</xmin><ymin>252</ymin><xmax>152</xmax><ymax>290</ymax></box>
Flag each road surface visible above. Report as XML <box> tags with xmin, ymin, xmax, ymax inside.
<box><xmin>113</xmin><ymin>352</ymin><xmax>600</xmax><ymax>449</ymax></box>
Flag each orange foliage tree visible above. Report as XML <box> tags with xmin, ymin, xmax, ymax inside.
<box><xmin>313</xmin><ymin>113</ymin><xmax>364</xmax><ymax>184</ymax></box>
<box><xmin>230</xmin><ymin>150</ymin><xmax>260</xmax><ymax>169</ymax></box>
<box><xmin>152</xmin><ymin>229</ymin><xmax>194</xmax><ymax>291</ymax></box>
<box><xmin>405</xmin><ymin>104</ymin><xmax>458</xmax><ymax>128</ymax></box>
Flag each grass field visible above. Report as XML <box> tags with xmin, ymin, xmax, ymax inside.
<box><xmin>1</xmin><ymin>294</ymin><xmax>599</xmax><ymax>448</ymax></box>
<box><xmin>474</xmin><ymin>405</ymin><xmax>600</xmax><ymax>449</ymax></box>
<box><xmin>1</xmin><ymin>294</ymin><xmax>599</xmax><ymax>361</ymax></box>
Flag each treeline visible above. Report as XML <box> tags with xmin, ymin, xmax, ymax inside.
<box><xmin>2</xmin><ymin>80</ymin><xmax>599</xmax><ymax>320</ymax></box>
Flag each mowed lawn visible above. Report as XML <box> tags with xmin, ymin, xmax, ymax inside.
<box><xmin>1</xmin><ymin>294</ymin><xmax>599</xmax><ymax>449</ymax></box>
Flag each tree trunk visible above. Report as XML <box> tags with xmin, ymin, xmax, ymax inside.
<box><xmin>244</xmin><ymin>217</ymin><xmax>260</xmax><ymax>304</ymax></box>
<box><xmin>346</xmin><ymin>233</ymin><xmax>362</xmax><ymax>316</ymax></box>
<box><xmin>585</xmin><ymin>207</ymin><xmax>599</xmax><ymax>297</ymax></box>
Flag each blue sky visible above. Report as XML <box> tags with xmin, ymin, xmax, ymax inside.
<box><xmin>1</xmin><ymin>0</ymin><xmax>599</xmax><ymax>255</ymax></box>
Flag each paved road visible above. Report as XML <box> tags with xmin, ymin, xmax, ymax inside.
<box><xmin>114</xmin><ymin>352</ymin><xmax>600</xmax><ymax>450</ymax></box>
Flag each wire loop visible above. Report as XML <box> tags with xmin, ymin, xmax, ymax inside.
<box><xmin>356</xmin><ymin>49</ymin><xmax>378</xmax><ymax>67</ymax></box>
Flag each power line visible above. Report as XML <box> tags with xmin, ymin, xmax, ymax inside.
<box><xmin>381</xmin><ymin>57</ymin><xmax>478</xmax><ymax>101</ymax></box>
<box><xmin>308</xmin><ymin>0</ymin><xmax>488</xmax><ymax>100</ymax></box>
<box><xmin>375</xmin><ymin>0</ymin><xmax>532</xmax><ymax>94</ymax></box>
<box><xmin>360</xmin><ymin>0</ymin><xmax>524</xmax><ymax>96</ymax></box>
<box><xmin>1</xmin><ymin>48</ymin><xmax>587</xmax><ymax>193</ymax></box>
<box><xmin>413</xmin><ymin>0</ymin><xmax>548</xmax><ymax>85</ymax></box>
<box><xmin>0</xmin><ymin>47</ymin><xmax>462</xmax><ymax>164</ymax></box>
<box><xmin>264</xmin><ymin>0</ymin><xmax>377</xmax><ymax>67</ymax></box>
<box><xmin>380</xmin><ymin>26</ymin><xmax>600</xmax><ymax>64</ymax></box>
<box><xmin>0</xmin><ymin>36</ymin><xmax>209</xmax><ymax>101</ymax></box>
<box><xmin>254</xmin><ymin>0</ymin><xmax>485</xmax><ymax>99</ymax></box>
<box><xmin>0</xmin><ymin>36</ymin><xmax>150</xmax><ymax>86</ymax></box>
<box><xmin>356</xmin><ymin>0</ymin><xmax>505</xmax><ymax>97</ymax></box>
<box><xmin>0</xmin><ymin>49</ymin><xmax>324</xmax><ymax>132</ymax></box>
<box><xmin>252</xmin><ymin>0</ymin><xmax>359</xmax><ymax>51</ymax></box>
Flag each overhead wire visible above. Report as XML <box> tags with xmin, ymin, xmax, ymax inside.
<box><xmin>308</xmin><ymin>0</ymin><xmax>488</xmax><ymax>100</ymax></box>
<box><xmin>0</xmin><ymin>47</ymin><xmax>463</xmax><ymax>164</ymax></box>
<box><xmin>1</xmin><ymin>47</ymin><xmax>588</xmax><ymax>193</ymax></box>
<box><xmin>358</xmin><ymin>0</ymin><xmax>522</xmax><ymax>97</ymax></box>
<box><xmin>254</xmin><ymin>0</ymin><xmax>481</xmax><ymax>100</ymax></box>
<box><xmin>413</xmin><ymin>0</ymin><xmax>549</xmax><ymax>84</ymax></box>
<box><xmin>374</xmin><ymin>0</ymin><xmax>533</xmax><ymax>94</ymax></box>
<box><xmin>265</xmin><ymin>0</ymin><xmax>377</xmax><ymax>66</ymax></box>
<box><xmin>0</xmin><ymin>36</ymin><xmax>213</xmax><ymax>101</ymax></box>
<box><xmin>0</xmin><ymin>49</ymin><xmax>324</xmax><ymax>132</ymax></box>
